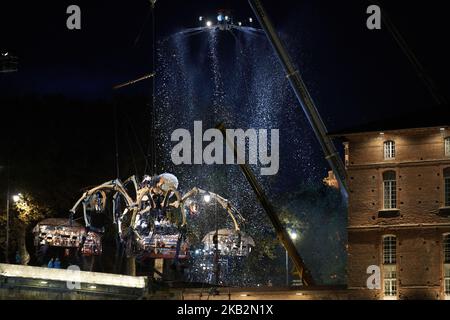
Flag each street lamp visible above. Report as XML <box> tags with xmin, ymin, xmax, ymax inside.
<box><xmin>12</xmin><ymin>194</ymin><xmax>21</xmax><ymax>203</ymax></box>
<box><xmin>286</xmin><ymin>230</ymin><xmax>298</xmax><ymax>287</ymax></box>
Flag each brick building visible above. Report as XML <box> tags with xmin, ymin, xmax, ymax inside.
<box><xmin>332</xmin><ymin>112</ymin><xmax>450</xmax><ymax>300</ymax></box>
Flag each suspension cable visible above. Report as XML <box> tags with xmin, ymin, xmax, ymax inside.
<box><xmin>371</xmin><ymin>0</ymin><xmax>447</xmax><ymax>106</ymax></box>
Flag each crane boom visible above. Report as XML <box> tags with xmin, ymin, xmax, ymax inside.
<box><xmin>217</xmin><ymin>123</ymin><xmax>314</xmax><ymax>286</ymax></box>
<box><xmin>248</xmin><ymin>0</ymin><xmax>348</xmax><ymax>196</ymax></box>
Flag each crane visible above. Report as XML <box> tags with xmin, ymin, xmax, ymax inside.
<box><xmin>248</xmin><ymin>0</ymin><xmax>348</xmax><ymax>196</ymax></box>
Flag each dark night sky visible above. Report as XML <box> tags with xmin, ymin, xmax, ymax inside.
<box><xmin>1</xmin><ymin>0</ymin><xmax>449</xmax><ymax>203</ymax></box>
<box><xmin>1</xmin><ymin>1</ymin><xmax>449</xmax><ymax>125</ymax></box>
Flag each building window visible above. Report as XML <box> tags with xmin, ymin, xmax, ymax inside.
<box><xmin>444</xmin><ymin>234</ymin><xmax>450</xmax><ymax>264</ymax></box>
<box><xmin>383</xmin><ymin>235</ymin><xmax>397</xmax><ymax>298</ymax></box>
<box><xmin>444</xmin><ymin>235</ymin><xmax>450</xmax><ymax>297</ymax></box>
<box><xmin>445</xmin><ymin>267</ymin><xmax>450</xmax><ymax>297</ymax></box>
<box><xmin>384</xmin><ymin>140</ymin><xmax>395</xmax><ymax>160</ymax></box>
<box><xmin>384</xmin><ymin>269</ymin><xmax>397</xmax><ymax>297</ymax></box>
<box><xmin>344</xmin><ymin>142</ymin><xmax>350</xmax><ymax>167</ymax></box>
<box><xmin>383</xmin><ymin>235</ymin><xmax>397</xmax><ymax>264</ymax></box>
<box><xmin>445</xmin><ymin>168</ymin><xmax>450</xmax><ymax>207</ymax></box>
<box><xmin>445</xmin><ymin>137</ymin><xmax>450</xmax><ymax>157</ymax></box>
<box><xmin>383</xmin><ymin>171</ymin><xmax>397</xmax><ymax>209</ymax></box>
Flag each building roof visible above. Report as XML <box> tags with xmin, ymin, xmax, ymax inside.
<box><xmin>329</xmin><ymin>105</ymin><xmax>450</xmax><ymax>137</ymax></box>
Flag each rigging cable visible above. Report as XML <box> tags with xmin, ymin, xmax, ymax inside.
<box><xmin>124</xmin><ymin>111</ymin><xmax>150</xmax><ymax>174</ymax></box>
<box><xmin>133</xmin><ymin>7</ymin><xmax>152</xmax><ymax>48</ymax></box>
<box><xmin>371</xmin><ymin>0</ymin><xmax>447</xmax><ymax>106</ymax></box>
<box><xmin>113</xmin><ymin>100</ymin><xmax>120</xmax><ymax>179</ymax></box>
<box><xmin>151</xmin><ymin>3</ymin><xmax>157</xmax><ymax>175</ymax></box>
<box><xmin>144</xmin><ymin>2</ymin><xmax>157</xmax><ymax>175</ymax></box>
<box><xmin>125</xmin><ymin>124</ymin><xmax>140</xmax><ymax>178</ymax></box>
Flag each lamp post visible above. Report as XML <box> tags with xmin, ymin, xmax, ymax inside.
<box><xmin>5</xmin><ymin>161</ymin><xmax>11</xmax><ymax>263</ymax></box>
<box><xmin>5</xmin><ymin>188</ymin><xmax>10</xmax><ymax>263</ymax></box>
<box><xmin>5</xmin><ymin>192</ymin><xmax>20</xmax><ymax>264</ymax></box>
<box><xmin>202</xmin><ymin>191</ymin><xmax>219</xmax><ymax>285</ymax></box>
<box><xmin>286</xmin><ymin>231</ymin><xmax>298</xmax><ymax>287</ymax></box>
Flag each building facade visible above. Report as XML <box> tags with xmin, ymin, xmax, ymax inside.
<box><xmin>339</xmin><ymin>126</ymin><xmax>450</xmax><ymax>300</ymax></box>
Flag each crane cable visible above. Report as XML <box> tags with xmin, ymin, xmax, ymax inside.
<box><xmin>113</xmin><ymin>100</ymin><xmax>120</xmax><ymax>179</ymax></box>
<box><xmin>372</xmin><ymin>0</ymin><xmax>447</xmax><ymax>106</ymax></box>
<box><xmin>124</xmin><ymin>112</ymin><xmax>150</xmax><ymax>174</ymax></box>
<box><xmin>144</xmin><ymin>2</ymin><xmax>157</xmax><ymax>176</ymax></box>
<box><xmin>151</xmin><ymin>3</ymin><xmax>157</xmax><ymax>175</ymax></box>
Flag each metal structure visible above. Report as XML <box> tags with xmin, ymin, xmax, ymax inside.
<box><xmin>66</xmin><ymin>1</ymin><xmax>344</xmax><ymax>284</ymax></box>
<box><xmin>167</xmin><ymin>9</ymin><xmax>262</xmax><ymax>42</ymax></box>
<box><xmin>33</xmin><ymin>218</ymin><xmax>102</xmax><ymax>258</ymax></box>
<box><xmin>34</xmin><ymin>218</ymin><xmax>85</xmax><ymax>248</ymax></box>
<box><xmin>248</xmin><ymin>0</ymin><xmax>348</xmax><ymax>195</ymax></box>
<box><xmin>69</xmin><ymin>173</ymin><xmax>251</xmax><ymax>272</ymax></box>
<box><xmin>217</xmin><ymin>123</ymin><xmax>314</xmax><ymax>286</ymax></box>
<box><xmin>70</xmin><ymin>174</ymin><xmax>185</xmax><ymax>261</ymax></box>
<box><xmin>202</xmin><ymin>229</ymin><xmax>255</xmax><ymax>257</ymax></box>
<box><xmin>113</xmin><ymin>73</ymin><xmax>155</xmax><ymax>90</ymax></box>
<box><xmin>102</xmin><ymin>1</ymin><xmax>254</xmax><ymax>278</ymax></box>
<box><xmin>181</xmin><ymin>187</ymin><xmax>245</xmax><ymax>233</ymax></box>
<box><xmin>198</xmin><ymin>9</ymin><xmax>259</xmax><ymax>32</ymax></box>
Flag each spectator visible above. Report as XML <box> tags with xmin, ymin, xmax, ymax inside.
<box><xmin>47</xmin><ymin>258</ymin><xmax>54</xmax><ymax>268</ymax></box>
<box><xmin>54</xmin><ymin>258</ymin><xmax>61</xmax><ymax>269</ymax></box>
<box><xmin>15</xmin><ymin>251</ymin><xmax>21</xmax><ymax>264</ymax></box>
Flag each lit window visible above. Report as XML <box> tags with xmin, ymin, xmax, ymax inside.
<box><xmin>445</xmin><ymin>137</ymin><xmax>450</xmax><ymax>157</ymax></box>
<box><xmin>445</xmin><ymin>268</ymin><xmax>450</xmax><ymax>297</ymax></box>
<box><xmin>383</xmin><ymin>171</ymin><xmax>397</xmax><ymax>210</ymax></box>
<box><xmin>383</xmin><ymin>235</ymin><xmax>397</xmax><ymax>264</ymax></box>
<box><xmin>444</xmin><ymin>235</ymin><xmax>450</xmax><ymax>297</ymax></box>
<box><xmin>384</xmin><ymin>269</ymin><xmax>397</xmax><ymax>298</ymax></box>
<box><xmin>444</xmin><ymin>234</ymin><xmax>450</xmax><ymax>264</ymax></box>
<box><xmin>445</xmin><ymin>168</ymin><xmax>450</xmax><ymax>207</ymax></box>
<box><xmin>384</xmin><ymin>141</ymin><xmax>395</xmax><ymax>160</ymax></box>
<box><xmin>383</xmin><ymin>236</ymin><xmax>397</xmax><ymax>298</ymax></box>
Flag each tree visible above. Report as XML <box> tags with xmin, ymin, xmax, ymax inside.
<box><xmin>9</xmin><ymin>193</ymin><xmax>52</xmax><ymax>264</ymax></box>
<box><xmin>277</xmin><ymin>183</ymin><xmax>348</xmax><ymax>285</ymax></box>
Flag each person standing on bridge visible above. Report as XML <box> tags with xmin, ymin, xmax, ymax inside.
<box><xmin>54</xmin><ymin>258</ymin><xmax>61</xmax><ymax>269</ymax></box>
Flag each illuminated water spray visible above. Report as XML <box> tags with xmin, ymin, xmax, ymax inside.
<box><xmin>153</xmin><ymin>22</ymin><xmax>345</xmax><ymax>285</ymax></box>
